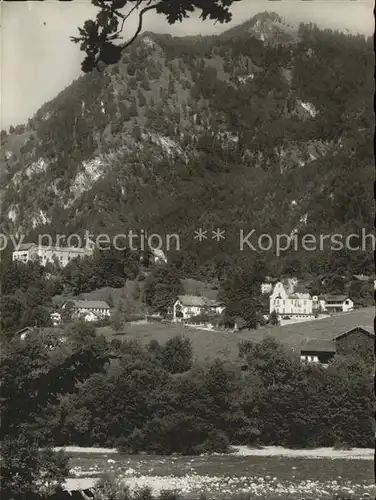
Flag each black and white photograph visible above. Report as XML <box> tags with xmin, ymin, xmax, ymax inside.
<box><xmin>0</xmin><ymin>0</ymin><xmax>375</xmax><ymax>499</ymax></box>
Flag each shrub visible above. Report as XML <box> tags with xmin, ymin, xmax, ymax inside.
<box><xmin>159</xmin><ymin>491</ymin><xmax>184</xmax><ymax>500</ymax></box>
<box><xmin>161</xmin><ymin>336</ymin><xmax>193</xmax><ymax>374</ymax></box>
<box><xmin>196</xmin><ymin>429</ymin><xmax>230</xmax><ymax>454</ymax></box>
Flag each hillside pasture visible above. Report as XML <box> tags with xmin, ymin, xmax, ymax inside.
<box><xmin>96</xmin><ymin>307</ymin><xmax>374</xmax><ymax>360</ymax></box>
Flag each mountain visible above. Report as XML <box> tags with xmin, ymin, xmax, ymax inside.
<box><xmin>0</xmin><ymin>14</ymin><xmax>374</xmax><ymax>279</ymax></box>
<box><xmin>220</xmin><ymin>11</ymin><xmax>300</xmax><ymax>44</ymax></box>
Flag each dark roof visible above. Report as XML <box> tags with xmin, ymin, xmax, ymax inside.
<box><xmin>301</xmin><ymin>339</ymin><xmax>336</xmax><ymax>353</ymax></box>
<box><xmin>352</xmin><ymin>274</ymin><xmax>370</xmax><ymax>282</ymax></box>
<box><xmin>289</xmin><ymin>292</ymin><xmax>310</xmax><ymax>299</ymax></box>
<box><xmin>72</xmin><ymin>300</ymin><xmax>110</xmax><ymax>309</ymax></box>
<box><xmin>264</xmin><ymin>276</ymin><xmax>277</xmax><ymax>283</ymax></box>
<box><xmin>181</xmin><ymin>278</ymin><xmax>219</xmax><ymax>301</ymax></box>
<box><xmin>177</xmin><ymin>295</ymin><xmax>209</xmax><ymax>307</ymax></box>
<box><xmin>322</xmin><ymin>295</ymin><xmax>350</xmax><ymax>302</ymax></box>
<box><xmin>40</xmin><ymin>327</ymin><xmax>66</xmax><ymax>335</ymax></box>
<box><xmin>14</xmin><ymin>243</ymin><xmax>36</xmax><ymax>251</ymax></box>
<box><xmin>280</xmin><ymin>278</ymin><xmax>296</xmax><ymax>289</ymax></box>
<box><xmin>294</xmin><ymin>283</ymin><xmax>310</xmax><ymax>294</ymax></box>
<box><xmin>177</xmin><ymin>295</ymin><xmax>225</xmax><ymax>307</ymax></box>
<box><xmin>334</xmin><ymin>325</ymin><xmax>374</xmax><ymax>341</ymax></box>
<box><xmin>15</xmin><ymin>326</ymin><xmax>66</xmax><ymax>342</ymax></box>
<box><xmin>15</xmin><ymin>326</ymin><xmax>35</xmax><ymax>335</ymax></box>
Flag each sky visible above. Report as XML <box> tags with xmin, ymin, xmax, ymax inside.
<box><xmin>1</xmin><ymin>0</ymin><xmax>374</xmax><ymax>130</ymax></box>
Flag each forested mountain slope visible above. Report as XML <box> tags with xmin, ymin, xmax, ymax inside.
<box><xmin>1</xmin><ymin>13</ymin><xmax>374</xmax><ymax>278</ymax></box>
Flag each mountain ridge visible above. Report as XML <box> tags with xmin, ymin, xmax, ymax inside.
<box><xmin>0</xmin><ymin>14</ymin><xmax>373</xmax><ymax>278</ymax></box>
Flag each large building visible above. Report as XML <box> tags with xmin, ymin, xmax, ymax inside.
<box><xmin>269</xmin><ymin>280</ymin><xmax>354</xmax><ymax>319</ymax></box>
<box><xmin>12</xmin><ymin>243</ymin><xmax>93</xmax><ymax>267</ymax></box>
<box><xmin>269</xmin><ymin>280</ymin><xmax>313</xmax><ymax>319</ymax></box>
<box><xmin>62</xmin><ymin>300</ymin><xmax>111</xmax><ymax>322</ymax></box>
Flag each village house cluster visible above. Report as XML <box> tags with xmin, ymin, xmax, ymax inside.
<box><xmin>12</xmin><ymin>242</ymin><xmax>373</xmax><ymax>368</ymax></box>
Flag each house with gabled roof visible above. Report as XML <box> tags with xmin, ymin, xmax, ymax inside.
<box><xmin>319</xmin><ymin>295</ymin><xmax>354</xmax><ymax>313</ymax></box>
<box><xmin>300</xmin><ymin>339</ymin><xmax>336</xmax><ymax>364</ymax></box>
<box><xmin>62</xmin><ymin>300</ymin><xmax>110</xmax><ymax>322</ymax></box>
<box><xmin>335</xmin><ymin>325</ymin><xmax>374</xmax><ymax>361</ymax></box>
<box><xmin>15</xmin><ymin>326</ymin><xmax>36</xmax><ymax>340</ymax></box>
<box><xmin>173</xmin><ymin>295</ymin><xmax>226</xmax><ymax>322</ymax></box>
<box><xmin>15</xmin><ymin>326</ymin><xmax>66</xmax><ymax>348</ymax></box>
<box><xmin>352</xmin><ymin>274</ymin><xmax>371</xmax><ymax>282</ymax></box>
<box><xmin>300</xmin><ymin>325</ymin><xmax>374</xmax><ymax>365</ymax></box>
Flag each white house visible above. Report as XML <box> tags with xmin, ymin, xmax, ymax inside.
<box><xmin>173</xmin><ymin>295</ymin><xmax>226</xmax><ymax>322</ymax></box>
<box><xmin>15</xmin><ymin>326</ymin><xmax>35</xmax><ymax>340</ymax></box>
<box><xmin>269</xmin><ymin>280</ymin><xmax>313</xmax><ymax>319</ymax></box>
<box><xmin>261</xmin><ymin>277</ymin><xmax>277</xmax><ymax>295</ymax></box>
<box><xmin>12</xmin><ymin>242</ymin><xmax>93</xmax><ymax>268</ymax></box>
<box><xmin>50</xmin><ymin>312</ymin><xmax>62</xmax><ymax>326</ymax></box>
<box><xmin>318</xmin><ymin>295</ymin><xmax>354</xmax><ymax>313</ymax></box>
<box><xmin>151</xmin><ymin>248</ymin><xmax>168</xmax><ymax>264</ymax></box>
<box><xmin>63</xmin><ymin>300</ymin><xmax>111</xmax><ymax>322</ymax></box>
<box><xmin>140</xmin><ymin>248</ymin><xmax>168</xmax><ymax>267</ymax></box>
<box><xmin>261</xmin><ymin>282</ymin><xmax>273</xmax><ymax>294</ymax></box>
<box><xmin>82</xmin><ymin>311</ymin><xmax>101</xmax><ymax>322</ymax></box>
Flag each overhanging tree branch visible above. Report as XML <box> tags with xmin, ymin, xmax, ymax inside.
<box><xmin>109</xmin><ymin>0</ymin><xmax>143</xmax><ymax>41</ymax></box>
<box><xmin>120</xmin><ymin>2</ymin><xmax>164</xmax><ymax>50</ymax></box>
<box><xmin>71</xmin><ymin>0</ymin><xmax>237</xmax><ymax>72</ymax></box>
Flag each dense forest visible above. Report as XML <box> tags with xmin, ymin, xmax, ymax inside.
<box><xmin>1</xmin><ymin>259</ymin><xmax>374</xmax><ymax>496</ymax></box>
<box><xmin>1</xmin><ymin>14</ymin><xmax>374</xmax><ymax>281</ymax></box>
<box><xmin>2</xmin><ymin>328</ymin><xmax>373</xmax><ymax>459</ymax></box>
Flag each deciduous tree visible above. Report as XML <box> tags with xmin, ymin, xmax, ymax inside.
<box><xmin>0</xmin><ymin>334</ymin><xmax>112</xmax><ymax>497</ymax></box>
<box><xmin>71</xmin><ymin>0</ymin><xmax>238</xmax><ymax>72</ymax></box>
